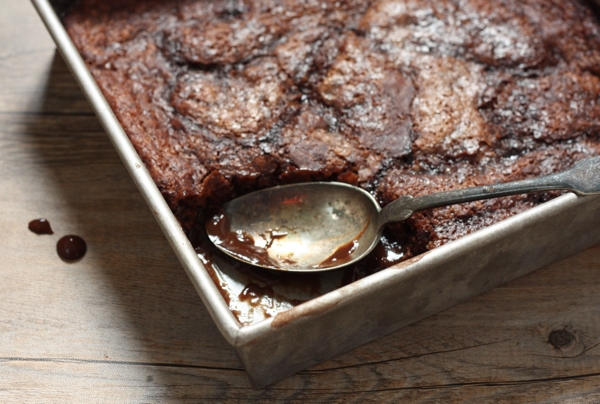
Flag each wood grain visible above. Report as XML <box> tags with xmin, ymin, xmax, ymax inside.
<box><xmin>2</xmin><ymin>1</ymin><xmax>600</xmax><ymax>402</ymax></box>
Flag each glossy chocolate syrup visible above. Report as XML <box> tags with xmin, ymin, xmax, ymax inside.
<box><xmin>318</xmin><ymin>219</ymin><xmax>370</xmax><ymax>268</ymax></box>
<box><xmin>319</xmin><ymin>240</ymin><xmax>359</xmax><ymax>267</ymax></box>
<box><xmin>28</xmin><ymin>218</ymin><xmax>54</xmax><ymax>235</ymax></box>
<box><xmin>239</xmin><ymin>283</ymin><xmax>302</xmax><ymax>309</ymax></box>
<box><xmin>56</xmin><ymin>235</ymin><xmax>87</xmax><ymax>261</ymax></box>
<box><xmin>194</xmin><ymin>232</ymin><xmax>314</xmax><ymax>324</ymax></box>
<box><xmin>206</xmin><ymin>210</ymin><xmax>287</xmax><ymax>268</ymax></box>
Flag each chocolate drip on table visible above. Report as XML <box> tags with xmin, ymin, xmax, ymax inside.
<box><xmin>28</xmin><ymin>218</ymin><xmax>54</xmax><ymax>235</ymax></box>
<box><xmin>56</xmin><ymin>235</ymin><xmax>87</xmax><ymax>261</ymax></box>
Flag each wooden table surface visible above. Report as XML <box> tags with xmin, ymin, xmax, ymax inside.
<box><xmin>2</xmin><ymin>1</ymin><xmax>600</xmax><ymax>402</ymax></box>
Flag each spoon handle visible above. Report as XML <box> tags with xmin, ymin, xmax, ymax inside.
<box><xmin>381</xmin><ymin>156</ymin><xmax>600</xmax><ymax>224</ymax></box>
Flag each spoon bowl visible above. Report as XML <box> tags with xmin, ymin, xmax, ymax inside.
<box><xmin>206</xmin><ymin>182</ymin><xmax>382</xmax><ymax>271</ymax></box>
<box><xmin>207</xmin><ymin>156</ymin><xmax>600</xmax><ymax>272</ymax></box>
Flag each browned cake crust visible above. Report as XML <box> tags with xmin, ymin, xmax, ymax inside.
<box><xmin>64</xmin><ymin>0</ymin><xmax>600</xmax><ymax>265</ymax></box>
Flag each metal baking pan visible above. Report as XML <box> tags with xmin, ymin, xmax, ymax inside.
<box><xmin>32</xmin><ymin>0</ymin><xmax>600</xmax><ymax>387</ymax></box>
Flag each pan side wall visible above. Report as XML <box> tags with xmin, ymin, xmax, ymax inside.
<box><xmin>237</xmin><ymin>194</ymin><xmax>600</xmax><ymax>387</ymax></box>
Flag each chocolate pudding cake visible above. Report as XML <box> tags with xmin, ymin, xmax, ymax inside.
<box><xmin>63</xmin><ymin>0</ymin><xmax>600</xmax><ymax>273</ymax></box>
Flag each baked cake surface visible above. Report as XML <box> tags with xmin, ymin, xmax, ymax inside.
<box><xmin>64</xmin><ymin>0</ymin><xmax>600</xmax><ymax>267</ymax></box>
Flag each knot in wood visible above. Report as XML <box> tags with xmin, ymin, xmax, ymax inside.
<box><xmin>548</xmin><ymin>329</ymin><xmax>574</xmax><ymax>349</ymax></box>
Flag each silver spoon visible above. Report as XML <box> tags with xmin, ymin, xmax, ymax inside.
<box><xmin>206</xmin><ymin>156</ymin><xmax>600</xmax><ymax>272</ymax></box>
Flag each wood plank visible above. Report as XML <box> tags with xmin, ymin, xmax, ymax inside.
<box><xmin>0</xmin><ymin>1</ymin><xmax>90</xmax><ymax>115</ymax></box>
<box><xmin>3</xmin><ymin>355</ymin><xmax>600</xmax><ymax>403</ymax></box>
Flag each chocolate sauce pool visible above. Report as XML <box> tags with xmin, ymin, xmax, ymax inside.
<box><xmin>56</xmin><ymin>235</ymin><xmax>87</xmax><ymax>260</ymax></box>
<box><xmin>192</xmin><ymin>224</ymin><xmax>407</xmax><ymax>324</ymax></box>
<box><xmin>28</xmin><ymin>218</ymin><xmax>54</xmax><ymax>235</ymax></box>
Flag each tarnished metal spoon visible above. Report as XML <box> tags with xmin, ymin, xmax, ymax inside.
<box><xmin>206</xmin><ymin>156</ymin><xmax>600</xmax><ymax>272</ymax></box>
